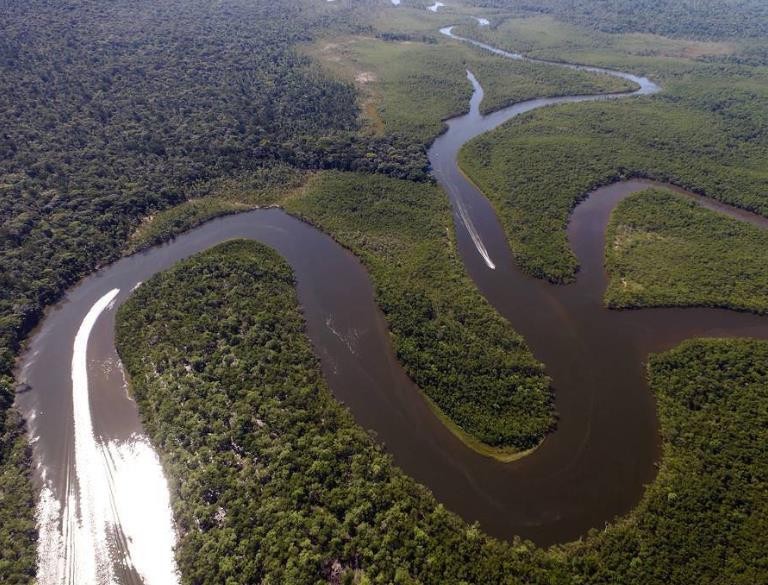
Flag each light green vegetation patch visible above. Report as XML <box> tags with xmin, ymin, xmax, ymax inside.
<box><xmin>454</xmin><ymin>15</ymin><xmax>768</xmax><ymax>143</ymax></box>
<box><xmin>367</xmin><ymin>3</ymin><xmax>467</xmax><ymax>38</ymax></box>
<box><xmin>308</xmin><ymin>34</ymin><xmax>634</xmax><ymax>144</ymax></box>
<box><xmin>454</xmin><ymin>15</ymin><xmax>738</xmax><ymax>65</ymax></box>
<box><xmin>605</xmin><ymin>189</ymin><xmax>768</xmax><ymax>313</ymax></box>
<box><xmin>463</xmin><ymin>0</ymin><xmax>768</xmax><ymax>40</ymax></box>
<box><xmin>117</xmin><ymin>240</ymin><xmax>768</xmax><ymax>583</ymax></box>
<box><xmin>459</xmin><ymin>97</ymin><xmax>768</xmax><ymax>282</ymax></box>
<box><xmin>286</xmin><ymin>171</ymin><xmax>552</xmax><ymax>451</ymax></box>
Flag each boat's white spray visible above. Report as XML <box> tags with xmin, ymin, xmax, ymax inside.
<box><xmin>35</xmin><ymin>289</ymin><xmax>179</xmax><ymax>585</ymax></box>
<box><xmin>455</xmin><ymin>195</ymin><xmax>496</xmax><ymax>270</ymax></box>
<box><xmin>439</xmin><ymin>162</ymin><xmax>496</xmax><ymax>270</ymax></box>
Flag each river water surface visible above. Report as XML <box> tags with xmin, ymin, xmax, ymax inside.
<box><xmin>15</xmin><ymin>24</ymin><xmax>768</xmax><ymax>584</ymax></box>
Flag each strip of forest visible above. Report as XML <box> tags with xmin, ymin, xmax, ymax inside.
<box><xmin>468</xmin><ymin>0</ymin><xmax>768</xmax><ymax>39</ymax></box>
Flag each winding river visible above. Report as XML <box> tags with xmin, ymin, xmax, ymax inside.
<box><xmin>15</xmin><ymin>23</ymin><xmax>768</xmax><ymax>585</ymax></box>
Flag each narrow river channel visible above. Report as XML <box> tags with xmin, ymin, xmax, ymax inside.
<box><xmin>15</xmin><ymin>24</ymin><xmax>768</xmax><ymax>585</ymax></box>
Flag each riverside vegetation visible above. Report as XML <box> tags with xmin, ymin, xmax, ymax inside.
<box><xmin>0</xmin><ymin>0</ymin><xmax>430</xmax><ymax>576</ymax></box>
<box><xmin>126</xmin><ymin>170</ymin><xmax>558</xmax><ymax>452</ymax></box>
<box><xmin>285</xmin><ymin>172</ymin><xmax>551</xmax><ymax>452</ymax></box>
<box><xmin>117</xmin><ymin>241</ymin><xmax>768</xmax><ymax>584</ymax></box>
<box><xmin>459</xmin><ymin>72</ymin><xmax>768</xmax><ymax>282</ymax></box>
<box><xmin>455</xmin><ymin>9</ymin><xmax>768</xmax><ymax>283</ymax></box>
<box><xmin>0</xmin><ymin>0</ymin><xmax>427</xmax><ymax>428</ymax></box>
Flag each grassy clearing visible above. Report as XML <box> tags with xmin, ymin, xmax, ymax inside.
<box><xmin>306</xmin><ymin>33</ymin><xmax>634</xmax><ymax>144</ymax></box>
<box><xmin>461</xmin><ymin>0</ymin><xmax>768</xmax><ymax>40</ymax></box>
<box><xmin>605</xmin><ymin>189</ymin><xmax>768</xmax><ymax>313</ymax></box>
<box><xmin>454</xmin><ymin>14</ymin><xmax>768</xmax><ymax>140</ymax></box>
<box><xmin>366</xmin><ymin>1</ymin><xmax>504</xmax><ymax>39</ymax></box>
<box><xmin>454</xmin><ymin>15</ymin><xmax>737</xmax><ymax>64</ymax></box>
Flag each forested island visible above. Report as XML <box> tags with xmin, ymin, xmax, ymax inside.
<box><xmin>1</xmin><ymin>0</ymin><xmax>767</xmax><ymax>583</ymax></box>
<box><xmin>605</xmin><ymin>189</ymin><xmax>768</xmax><ymax>313</ymax></box>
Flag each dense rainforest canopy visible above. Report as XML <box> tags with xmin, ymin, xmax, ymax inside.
<box><xmin>2</xmin><ymin>0</ymin><xmax>768</xmax><ymax>582</ymax></box>
<box><xmin>0</xmin><ymin>0</ymin><xmax>427</xmax><ymax>400</ymax></box>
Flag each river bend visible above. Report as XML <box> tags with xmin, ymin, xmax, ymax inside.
<box><xmin>15</xmin><ymin>25</ymin><xmax>768</xmax><ymax>584</ymax></box>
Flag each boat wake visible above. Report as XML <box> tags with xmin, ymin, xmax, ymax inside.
<box><xmin>36</xmin><ymin>289</ymin><xmax>179</xmax><ymax>585</ymax></box>
<box><xmin>454</xmin><ymin>193</ymin><xmax>496</xmax><ymax>270</ymax></box>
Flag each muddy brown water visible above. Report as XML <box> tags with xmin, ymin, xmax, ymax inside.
<box><xmin>15</xmin><ymin>26</ymin><xmax>768</xmax><ymax>584</ymax></box>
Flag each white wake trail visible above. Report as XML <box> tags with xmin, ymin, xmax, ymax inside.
<box><xmin>36</xmin><ymin>289</ymin><xmax>180</xmax><ymax>585</ymax></box>
<box><xmin>456</xmin><ymin>196</ymin><xmax>496</xmax><ymax>269</ymax></box>
<box><xmin>443</xmin><ymin>176</ymin><xmax>496</xmax><ymax>270</ymax></box>
<box><xmin>68</xmin><ymin>288</ymin><xmax>120</xmax><ymax>585</ymax></box>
